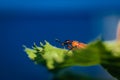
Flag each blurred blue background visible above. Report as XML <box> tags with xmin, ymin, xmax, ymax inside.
<box><xmin>0</xmin><ymin>0</ymin><xmax>120</xmax><ymax>80</ymax></box>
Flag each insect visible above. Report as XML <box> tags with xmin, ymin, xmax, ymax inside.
<box><xmin>55</xmin><ymin>39</ymin><xmax>87</xmax><ymax>50</ymax></box>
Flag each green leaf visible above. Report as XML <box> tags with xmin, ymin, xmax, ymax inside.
<box><xmin>24</xmin><ymin>40</ymin><xmax>106</xmax><ymax>69</ymax></box>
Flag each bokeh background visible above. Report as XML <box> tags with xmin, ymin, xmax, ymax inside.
<box><xmin>0</xmin><ymin>0</ymin><xmax>120</xmax><ymax>80</ymax></box>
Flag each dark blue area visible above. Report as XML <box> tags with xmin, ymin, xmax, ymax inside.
<box><xmin>0</xmin><ymin>0</ymin><xmax>120</xmax><ymax>80</ymax></box>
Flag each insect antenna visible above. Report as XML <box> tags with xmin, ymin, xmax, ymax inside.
<box><xmin>55</xmin><ymin>39</ymin><xmax>66</xmax><ymax>48</ymax></box>
<box><xmin>55</xmin><ymin>39</ymin><xmax>62</xmax><ymax>43</ymax></box>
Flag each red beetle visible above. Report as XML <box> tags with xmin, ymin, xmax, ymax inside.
<box><xmin>56</xmin><ymin>39</ymin><xmax>87</xmax><ymax>50</ymax></box>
